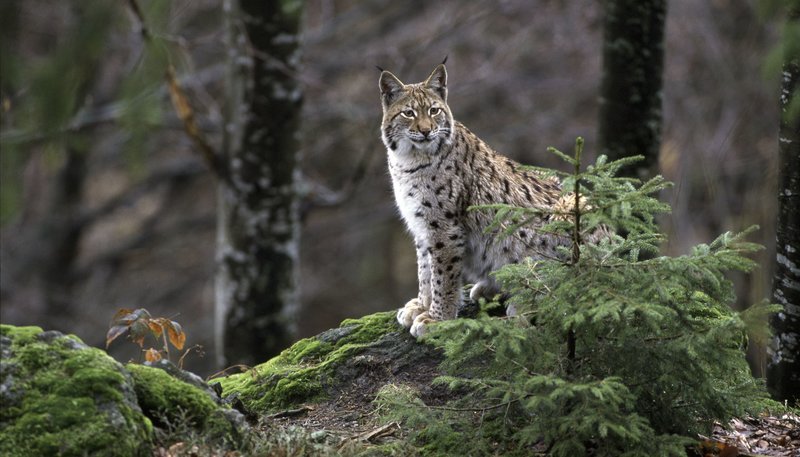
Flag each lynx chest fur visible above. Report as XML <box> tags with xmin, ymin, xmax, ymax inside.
<box><xmin>379</xmin><ymin>64</ymin><xmax>570</xmax><ymax>337</ymax></box>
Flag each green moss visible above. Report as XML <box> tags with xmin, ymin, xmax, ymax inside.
<box><xmin>218</xmin><ymin>311</ymin><xmax>398</xmax><ymax>414</ymax></box>
<box><xmin>0</xmin><ymin>324</ymin><xmax>43</xmax><ymax>343</ymax></box>
<box><xmin>126</xmin><ymin>364</ymin><xmax>239</xmax><ymax>443</ymax></box>
<box><xmin>284</xmin><ymin>338</ymin><xmax>333</xmax><ymax>364</ymax></box>
<box><xmin>0</xmin><ymin>325</ymin><xmax>152</xmax><ymax>457</ymax></box>
<box><xmin>127</xmin><ymin>364</ymin><xmax>217</xmax><ymax>422</ymax></box>
<box><xmin>339</xmin><ymin>312</ymin><xmax>399</xmax><ymax>343</ymax></box>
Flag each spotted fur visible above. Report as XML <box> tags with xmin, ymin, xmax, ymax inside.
<box><xmin>380</xmin><ymin>64</ymin><xmax>586</xmax><ymax>337</ymax></box>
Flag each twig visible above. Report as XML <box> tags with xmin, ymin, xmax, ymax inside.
<box><xmin>177</xmin><ymin>344</ymin><xmax>204</xmax><ymax>369</ymax></box>
<box><xmin>266</xmin><ymin>405</ymin><xmax>314</xmax><ymax>419</ymax></box>
<box><xmin>426</xmin><ymin>397</ymin><xmax>525</xmax><ymax>413</ymax></box>
<box><xmin>0</xmin><ymin>63</ymin><xmax>225</xmax><ymax>147</ymax></box>
<box><xmin>206</xmin><ymin>364</ymin><xmax>255</xmax><ymax>381</ymax></box>
<box><xmin>480</xmin><ymin>341</ymin><xmax>539</xmax><ymax>377</ymax></box>
<box><xmin>301</xmin><ymin>145</ymin><xmax>377</xmax><ymax>211</ymax></box>
<box><xmin>350</xmin><ymin>422</ymin><xmax>400</xmax><ymax>442</ymax></box>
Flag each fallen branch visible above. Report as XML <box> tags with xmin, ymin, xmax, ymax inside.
<box><xmin>337</xmin><ymin>422</ymin><xmax>401</xmax><ymax>451</ymax></box>
<box><xmin>266</xmin><ymin>406</ymin><xmax>314</xmax><ymax>420</ymax></box>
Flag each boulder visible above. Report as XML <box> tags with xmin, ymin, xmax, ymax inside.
<box><xmin>0</xmin><ymin>324</ymin><xmax>248</xmax><ymax>457</ymax></box>
<box><xmin>0</xmin><ymin>325</ymin><xmax>152</xmax><ymax>457</ymax></box>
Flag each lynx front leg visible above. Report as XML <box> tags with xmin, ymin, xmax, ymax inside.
<box><xmin>397</xmin><ymin>239</ymin><xmax>434</xmax><ymax>328</ymax></box>
<box><xmin>409</xmin><ymin>227</ymin><xmax>465</xmax><ymax>337</ymax></box>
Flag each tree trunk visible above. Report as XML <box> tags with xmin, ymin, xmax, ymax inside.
<box><xmin>767</xmin><ymin>7</ymin><xmax>800</xmax><ymax>405</ymax></box>
<box><xmin>40</xmin><ymin>145</ymin><xmax>87</xmax><ymax>318</ymax></box>
<box><xmin>215</xmin><ymin>0</ymin><xmax>303</xmax><ymax>367</ymax></box>
<box><xmin>597</xmin><ymin>0</ymin><xmax>667</xmax><ymax>180</ymax></box>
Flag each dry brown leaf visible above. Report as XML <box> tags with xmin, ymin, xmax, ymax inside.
<box><xmin>144</xmin><ymin>348</ymin><xmax>162</xmax><ymax>363</ymax></box>
<box><xmin>166</xmin><ymin>320</ymin><xmax>186</xmax><ymax>350</ymax></box>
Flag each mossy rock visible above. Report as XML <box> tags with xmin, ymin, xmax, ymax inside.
<box><xmin>127</xmin><ymin>361</ymin><xmax>248</xmax><ymax>446</ymax></box>
<box><xmin>0</xmin><ymin>325</ymin><xmax>250</xmax><ymax>457</ymax></box>
<box><xmin>0</xmin><ymin>325</ymin><xmax>152</xmax><ymax>457</ymax></box>
<box><xmin>217</xmin><ymin>311</ymin><xmax>442</xmax><ymax>416</ymax></box>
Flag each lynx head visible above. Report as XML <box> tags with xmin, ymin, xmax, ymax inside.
<box><xmin>379</xmin><ymin>64</ymin><xmax>454</xmax><ymax>155</ymax></box>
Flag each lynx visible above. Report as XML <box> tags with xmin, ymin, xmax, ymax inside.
<box><xmin>379</xmin><ymin>64</ymin><xmax>588</xmax><ymax>337</ymax></box>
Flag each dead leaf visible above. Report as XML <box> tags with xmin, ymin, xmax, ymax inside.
<box><xmin>129</xmin><ymin>320</ymin><xmax>151</xmax><ymax>347</ymax></box>
<box><xmin>105</xmin><ymin>325</ymin><xmax>129</xmax><ymax>348</ymax></box>
<box><xmin>166</xmin><ymin>320</ymin><xmax>186</xmax><ymax>350</ymax></box>
<box><xmin>719</xmin><ymin>445</ymin><xmax>739</xmax><ymax>457</ymax></box>
<box><xmin>110</xmin><ymin>308</ymin><xmax>136</xmax><ymax>324</ymax></box>
<box><xmin>144</xmin><ymin>348</ymin><xmax>162</xmax><ymax>363</ymax></box>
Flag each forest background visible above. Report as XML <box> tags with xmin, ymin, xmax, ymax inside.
<box><xmin>0</xmin><ymin>0</ymin><xmax>783</xmax><ymax>378</ymax></box>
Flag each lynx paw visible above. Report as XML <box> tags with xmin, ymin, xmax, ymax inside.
<box><xmin>397</xmin><ymin>298</ymin><xmax>427</xmax><ymax>328</ymax></box>
<box><xmin>410</xmin><ymin>312</ymin><xmax>436</xmax><ymax>338</ymax></box>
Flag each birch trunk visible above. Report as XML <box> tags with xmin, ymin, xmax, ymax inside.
<box><xmin>215</xmin><ymin>0</ymin><xmax>303</xmax><ymax>367</ymax></box>
<box><xmin>767</xmin><ymin>7</ymin><xmax>800</xmax><ymax>403</ymax></box>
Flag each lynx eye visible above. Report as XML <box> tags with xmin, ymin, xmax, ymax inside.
<box><xmin>400</xmin><ymin>109</ymin><xmax>416</xmax><ymax>119</ymax></box>
<box><xmin>429</xmin><ymin>107</ymin><xmax>442</xmax><ymax>116</ymax></box>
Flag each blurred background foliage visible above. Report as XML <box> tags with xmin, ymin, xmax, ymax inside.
<box><xmin>0</xmin><ymin>0</ymin><xmax>784</xmax><ymax>376</ymax></box>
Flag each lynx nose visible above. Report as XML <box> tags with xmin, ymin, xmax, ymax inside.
<box><xmin>419</xmin><ymin>128</ymin><xmax>431</xmax><ymax>139</ymax></box>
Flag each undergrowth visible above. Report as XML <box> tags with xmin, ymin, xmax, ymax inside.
<box><xmin>375</xmin><ymin>139</ymin><xmax>779</xmax><ymax>457</ymax></box>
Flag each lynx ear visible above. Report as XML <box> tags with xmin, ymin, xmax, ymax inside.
<box><xmin>379</xmin><ymin>71</ymin><xmax>405</xmax><ymax>106</ymax></box>
<box><xmin>424</xmin><ymin>64</ymin><xmax>447</xmax><ymax>101</ymax></box>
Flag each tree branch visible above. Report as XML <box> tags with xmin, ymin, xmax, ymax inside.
<box><xmin>125</xmin><ymin>0</ymin><xmax>229</xmax><ymax>181</ymax></box>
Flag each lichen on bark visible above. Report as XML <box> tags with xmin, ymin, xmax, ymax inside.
<box><xmin>215</xmin><ymin>0</ymin><xmax>304</xmax><ymax>369</ymax></box>
<box><xmin>767</xmin><ymin>10</ymin><xmax>800</xmax><ymax>402</ymax></box>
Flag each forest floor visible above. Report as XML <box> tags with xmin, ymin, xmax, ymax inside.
<box><xmin>253</xmin><ymin>349</ymin><xmax>448</xmax><ymax>454</ymax></box>
<box><xmin>257</xmin><ymin>374</ymin><xmax>800</xmax><ymax>456</ymax></box>
<box><xmin>697</xmin><ymin>413</ymin><xmax>800</xmax><ymax>457</ymax></box>
<box><xmin>260</xmin><ymin>402</ymin><xmax>800</xmax><ymax>457</ymax></box>
<box><xmin>152</xmin><ymin>365</ymin><xmax>800</xmax><ymax>457</ymax></box>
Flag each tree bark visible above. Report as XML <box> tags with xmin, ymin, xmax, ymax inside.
<box><xmin>767</xmin><ymin>7</ymin><xmax>800</xmax><ymax>405</ymax></box>
<box><xmin>597</xmin><ymin>0</ymin><xmax>667</xmax><ymax>180</ymax></box>
<box><xmin>215</xmin><ymin>0</ymin><xmax>303</xmax><ymax>367</ymax></box>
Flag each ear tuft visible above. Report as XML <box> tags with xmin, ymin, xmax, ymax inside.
<box><xmin>424</xmin><ymin>64</ymin><xmax>448</xmax><ymax>101</ymax></box>
<box><xmin>379</xmin><ymin>71</ymin><xmax>405</xmax><ymax>105</ymax></box>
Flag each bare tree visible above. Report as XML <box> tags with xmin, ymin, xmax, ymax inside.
<box><xmin>597</xmin><ymin>0</ymin><xmax>667</xmax><ymax>180</ymax></box>
<box><xmin>214</xmin><ymin>0</ymin><xmax>304</xmax><ymax>367</ymax></box>
<box><xmin>767</xmin><ymin>5</ymin><xmax>800</xmax><ymax>405</ymax></box>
